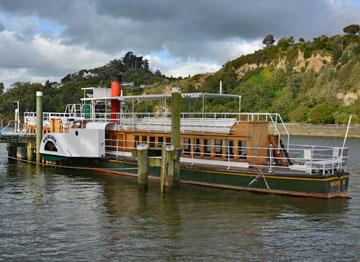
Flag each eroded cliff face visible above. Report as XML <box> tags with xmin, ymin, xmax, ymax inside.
<box><xmin>162</xmin><ymin>35</ymin><xmax>360</xmax><ymax>123</ymax></box>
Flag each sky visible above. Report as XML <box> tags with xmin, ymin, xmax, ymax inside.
<box><xmin>0</xmin><ymin>0</ymin><xmax>359</xmax><ymax>87</ymax></box>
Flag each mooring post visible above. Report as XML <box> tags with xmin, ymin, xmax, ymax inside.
<box><xmin>36</xmin><ymin>91</ymin><xmax>43</xmax><ymax>164</ymax></box>
<box><xmin>171</xmin><ymin>87</ymin><xmax>182</xmax><ymax>186</ymax></box>
<box><xmin>160</xmin><ymin>145</ymin><xmax>175</xmax><ymax>193</ymax></box>
<box><xmin>17</xmin><ymin>146</ymin><xmax>27</xmax><ymax>160</ymax></box>
<box><xmin>26</xmin><ymin>143</ymin><xmax>34</xmax><ymax>162</ymax></box>
<box><xmin>137</xmin><ymin>144</ymin><xmax>149</xmax><ymax>190</ymax></box>
<box><xmin>7</xmin><ymin>144</ymin><xmax>17</xmax><ymax>159</ymax></box>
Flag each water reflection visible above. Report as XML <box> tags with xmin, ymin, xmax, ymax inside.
<box><xmin>1</xmin><ymin>141</ymin><xmax>360</xmax><ymax>260</ymax></box>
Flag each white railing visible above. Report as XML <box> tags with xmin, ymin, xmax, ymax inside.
<box><xmin>103</xmin><ymin>137</ymin><xmax>348</xmax><ymax>175</ymax></box>
<box><xmin>25</xmin><ymin>111</ymin><xmax>290</xmax><ymax>123</ymax></box>
<box><xmin>23</xmin><ymin>111</ymin><xmax>289</xmax><ymax>140</ymax></box>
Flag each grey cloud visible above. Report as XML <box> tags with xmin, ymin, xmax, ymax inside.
<box><xmin>0</xmin><ymin>0</ymin><xmax>359</xmax><ymax>64</ymax></box>
<box><xmin>0</xmin><ymin>20</ymin><xmax>4</xmax><ymax>32</ymax></box>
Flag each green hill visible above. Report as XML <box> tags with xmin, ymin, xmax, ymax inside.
<box><xmin>0</xmin><ymin>34</ymin><xmax>359</xmax><ymax>124</ymax></box>
<box><xmin>0</xmin><ymin>52</ymin><xmax>172</xmax><ymax>120</ymax></box>
<box><xmin>167</xmin><ymin>34</ymin><xmax>360</xmax><ymax>124</ymax></box>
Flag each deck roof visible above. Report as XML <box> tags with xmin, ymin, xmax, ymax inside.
<box><xmin>81</xmin><ymin>92</ymin><xmax>240</xmax><ymax>102</ymax></box>
<box><xmin>119</xmin><ymin>117</ymin><xmax>237</xmax><ymax>134</ymax></box>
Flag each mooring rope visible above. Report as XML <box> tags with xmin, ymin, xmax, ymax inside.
<box><xmin>248</xmin><ymin>168</ymin><xmax>271</xmax><ymax>190</ymax></box>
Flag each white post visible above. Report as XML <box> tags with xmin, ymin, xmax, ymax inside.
<box><xmin>14</xmin><ymin>100</ymin><xmax>20</xmax><ymax>133</ymax></box>
<box><xmin>227</xmin><ymin>141</ymin><xmax>230</xmax><ymax>170</ymax></box>
<box><xmin>17</xmin><ymin>101</ymin><xmax>20</xmax><ymax>133</ymax></box>
<box><xmin>340</xmin><ymin>115</ymin><xmax>352</xmax><ymax>169</ymax></box>
<box><xmin>239</xmin><ymin>96</ymin><xmax>241</xmax><ymax>114</ymax></box>
<box><xmin>202</xmin><ymin>94</ymin><xmax>205</xmax><ymax>118</ymax></box>
<box><xmin>219</xmin><ymin>80</ymin><xmax>223</xmax><ymax>94</ymax></box>
<box><xmin>269</xmin><ymin>144</ymin><xmax>273</xmax><ymax>173</ymax></box>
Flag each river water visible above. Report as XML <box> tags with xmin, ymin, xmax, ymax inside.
<box><xmin>0</xmin><ymin>137</ymin><xmax>360</xmax><ymax>261</ymax></box>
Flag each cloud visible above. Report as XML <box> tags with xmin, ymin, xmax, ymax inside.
<box><xmin>0</xmin><ymin>20</ymin><xmax>4</xmax><ymax>32</ymax></box>
<box><xmin>0</xmin><ymin>0</ymin><xmax>359</xmax><ymax>84</ymax></box>
<box><xmin>0</xmin><ymin>30</ymin><xmax>114</xmax><ymax>87</ymax></box>
<box><xmin>146</xmin><ymin>54</ymin><xmax>220</xmax><ymax>77</ymax></box>
<box><xmin>0</xmin><ymin>0</ymin><xmax>359</xmax><ymax>58</ymax></box>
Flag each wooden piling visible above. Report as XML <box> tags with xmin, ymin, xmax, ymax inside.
<box><xmin>171</xmin><ymin>87</ymin><xmax>182</xmax><ymax>186</ymax></box>
<box><xmin>17</xmin><ymin>146</ymin><xmax>27</xmax><ymax>160</ymax></box>
<box><xmin>160</xmin><ymin>145</ymin><xmax>175</xmax><ymax>193</ymax></box>
<box><xmin>7</xmin><ymin>144</ymin><xmax>17</xmax><ymax>158</ymax></box>
<box><xmin>26</xmin><ymin>143</ymin><xmax>34</xmax><ymax>162</ymax></box>
<box><xmin>137</xmin><ymin>144</ymin><xmax>149</xmax><ymax>190</ymax></box>
<box><xmin>36</xmin><ymin>91</ymin><xmax>43</xmax><ymax>163</ymax></box>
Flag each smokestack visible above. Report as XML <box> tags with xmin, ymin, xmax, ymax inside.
<box><xmin>219</xmin><ymin>80</ymin><xmax>223</xmax><ymax>94</ymax></box>
<box><xmin>111</xmin><ymin>73</ymin><xmax>122</xmax><ymax>122</ymax></box>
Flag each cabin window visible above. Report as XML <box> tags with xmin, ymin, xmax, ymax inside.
<box><xmin>226</xmin><ymin>140</ymin><xmax>234</xmax><ymax>159</ymax></box>
<box><xmin>142</xmin><ymin>136</ymin><xmax>147</xmax><ymax>144</ymax></box>
<box><xmin>238</xmin><ymin>141</ymin><xmax>247</xmax><ymax>159</ymax></box>
<box><xmin>158</xmin><ymin>137</ymin><xmax>164</xmax><ymax>147</ymax></box>
<box><xmin>44</xmin><ymin>141</ymin><xmax>57</xmax><ymax>152</ymax></box>
<box><xmin>150</xmin><ymin>136</ymin><xmax>155</xmax><ymax>147</ymax></box>
<box><xmin>194</xmin><ymin>138</ymin><xmax>201</xmax><ymax>155</ymax></box>
<box><xmin>134</xmin><ymin>136</ymin><xmax>140</xmax><ymax>147</ymax></box>
<box><xmin>166</xmin><ymin>137</ymin><xmax>171</xmax><ymax>145</ymax></box>
<box><xmin>204</xmin><ymin>139</ymin><xmax>211</xmax><ymax>157</ymax></box>
<box><xmin>215</xmin><ymin>139</ymin><xmax>223</xmax><ymax>157</ymax></box>
<box><xmin>184</xmin><ymin>138</ymin><xmax>191</xmax><ymax>154</ymax></box>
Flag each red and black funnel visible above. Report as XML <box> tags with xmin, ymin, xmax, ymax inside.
<box><xmin>111</xmin><ymin>73</ymin><xmax>122</xmax><ymax>122</ymax></box>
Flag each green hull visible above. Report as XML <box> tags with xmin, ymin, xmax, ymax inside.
<box><xmin>43</xmin><ymin>154</ymin><xmax>67</xmax><ymax>162</ymax></box>
<box><xmin>42</xmin><ymin>157</ymin><xmax>350</xmax><ymax>198</ymax></box>
<box><xmin>102</xmin><ymin>159</ymin><xmax>349</xmax><ymax>198</ymax></box>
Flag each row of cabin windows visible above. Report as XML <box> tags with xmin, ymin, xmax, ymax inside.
<box><xmin>135</xmin><ymin>135</ymin><xmax>171</xmax><ymax>147</ymax></box>
<box><xmin>183</xmin><ymin>138</ymin><xmax>246</xmax><ymax>159</ymax></box>
<box><xmin>134</xmin><ymin>135</ymin><xmax>247</xmax><ymax>159</ymax></box>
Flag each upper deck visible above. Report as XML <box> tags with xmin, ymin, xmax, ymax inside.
<box><xmin>23</xmin><ymin>111</ymin><xmax>289</xmax><ymax>142</ymax></box>
<box><xmin>20</xmin><ymin>88</ymin><xmax>349</xmax><ymax>176</ymax></box>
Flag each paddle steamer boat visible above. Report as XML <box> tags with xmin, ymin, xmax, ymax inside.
<box><xmin>23</xmin><ymin>78</ymin><xmax>350</xmax><ymax>198</ymax></box>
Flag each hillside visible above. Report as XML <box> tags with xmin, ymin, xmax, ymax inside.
<box><xmin>0</xmin><ymin>52</ymin><xmax>173</xmax><ymax>120</ymax></box>
<box><xmin>162</xmin><ymin>34</ymin><xmax>360</xmax><ymax>124</ymax></box>
<box><xmin>0</xmin><ymin>34</ymin><xmax>359</xmax><ymax>124</ymax></box>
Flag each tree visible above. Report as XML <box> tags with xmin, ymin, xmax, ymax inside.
<box><xmin>343</xmin><ymin>24</ymin><xmax>360</xmax><ymax>35</ymax></box>
<box><xmin>123</xmin><ymin>51</ymin><xmax>134</xmax><ymax>68</ymax></box>
<box><xmin>262</xmin><ymin>34</ymin><xmax>275</xmax><ymax>47</ymax></box>
<box><xmin>277</xmin><ymin>37</ymin><xmax>292</xmax><ymax>50</ymax></box>
<box><xmin>307</xmin><ymin>103</ymin><xmax>335</xmax><ymax>124</ymax></box>
<box><xmin>154</xmin><ymin>69</ymin><xmax>162</xmax><ymax>77</ymax></box>
<box><xmin>299</xmin><ymin>37</ymin><xmax>305</xmax><ymax>43</ymax></box>
<box><xmin>143</xmin><ymin>59</ymin><xmax>150</xmax><ymax>71</ymax></box>
<box><xmin>0</xmin><ymin>82</ymin><xmax>4</xmax><ymax>94</ymax></box>
<box><xmin>288</xmin><ymin>36</ymin><xmax>295</xmax><ymax>44</ymax></box>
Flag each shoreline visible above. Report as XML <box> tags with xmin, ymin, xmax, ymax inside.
<box><xmin>274</xmin><ymin>124</ymin><xmax>360</xmax><ymax>138</ymax></box>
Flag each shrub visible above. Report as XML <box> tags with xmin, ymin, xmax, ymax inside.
<box><xmin>307</xmin><ymin>103</ymin><xmax>335</xmax><ymax>124</ymax></box>
<box><xmin>263</xmin><ymin>34</ymin><xmax>275</xmax><ymax>46</ymax></box>
<box><xmin>343</xmin><ymin>24</ymin><xmax>360</xmax><ymax>35</ymax></box>
<box><xmin>288</xmin><ymin>105</ymin><xmax>309</xmax><ymax>122</ymax></box>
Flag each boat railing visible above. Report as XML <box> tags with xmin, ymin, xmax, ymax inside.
<box><xmin>104</xmin><ymin>137</ymin><xmax>348</xmax><ymax>175</ymax></box>
<box><xmin>25</xmin><ymin>111</ymin><xmax>291</xmax><ymax>122</ymax></box>
<box><xmin>23</xmin><ymin>111</ymin><xmax>289</xmax><ymax>138</ymax></box>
